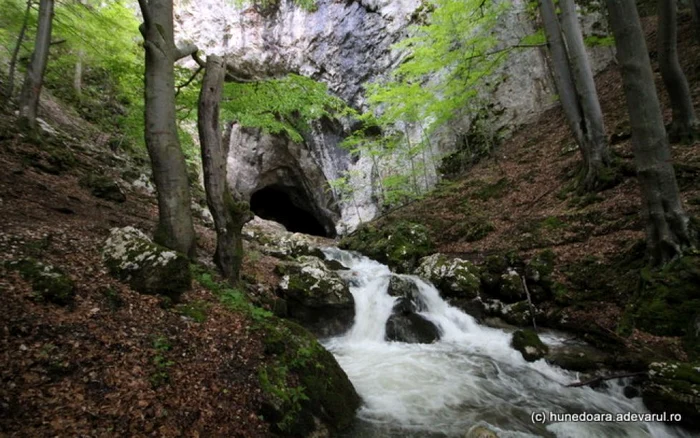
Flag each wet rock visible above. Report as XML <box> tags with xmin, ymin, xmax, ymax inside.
<box><xmin>511</xmin><ymin>329</ymin><xmax>548</xmax><ymax>362</ymax></box>
<box><xmin>415</xmin><ymin>253</ymin><xmax>481</xmax><ymax>300</ymax></box>
<box><xmin>545</xmin><ymin>342</ymin><xmax>609</xmax><ymax>373</ymax></box>
<box><xmin>643</xmin><ymin>361</ymin><xmax>700</xmax><ymax>431</ymax></box>
<box><xmin>275</xmin><ymin>256</ymin><xmax>354</xmax><ymax>336</ymax></box>
<box><xmin>623</xmin><ymin>386</ymin><xmax>640</xmax><ymax>399</ymax></box>
<box><xmin>465</xmin><ymin>424</ymin><xmax>499</xmax><ymax>438</ymax></box>
<box><xmin>5</xmin><ymin>258</ymin><xmax>75</xmax><ymax>305</ymax></box>
<box><xmin>386</xmin><ymin>310</ymin><xmax>440</xmax><ymax>344</ymax></box>
<box><xmin>339</xmin><ymin>221</ymin><xmax>433</xmax><ymax>273</ymax></box>
<box><xmin>102</xmin><ymin>227</ymin><xmax>191</xmax><ymax>299</ymax></box>
<box><xmin>79</xmin><ymin>173</ymin><xmax>126</xmax><ymax>203</ymax></box>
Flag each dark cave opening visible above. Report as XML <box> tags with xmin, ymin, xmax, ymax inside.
<box><xmin>250</xmin><ymin>185</ymin><xmax>329</xmax><ymax>237</ymax></box>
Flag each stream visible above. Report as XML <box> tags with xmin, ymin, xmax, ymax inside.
<box><xmin>320</xmin><ymin>248</ymin><xmax>691</xmax><ymax>438</ymax></box>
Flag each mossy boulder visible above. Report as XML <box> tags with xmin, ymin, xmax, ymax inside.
<box><xmin>339</xmin><ymin>221</ymin><xmax>433</xmax><ymax>273</ymax></box>
<box><xmin>624</xmin><ymin>256</ymin><xmax>700</xmax><ymax>358</ymax></box>
<box><xmin>258</xmin><ymin>319</ymin><xmax>361</xmax><ymax>435</ymax></box>
<box><xmin>102</xmin><ymin>226</ymin><xmax>191</xmax><ymax>299</ymax></box>
<box><xmin>275</xmin><ymin>256</ymin><xmax>354</xmax><ymax>336</ymax></box>
<box><xmin>545</xmin><ymin>343</ymin><xmax>609</xmax><ymax>373</ymax></box>
<box><xmin>511</xmin><ymin>329</ymin><xmax>549</xmax><ymax>362</ymax></box>
<box><xmin>642</xmin><ymin>361</ymin><xmax>700</xmax><ymax>431</ymax></box>
<box><xmin>480</xmin><ymin>254</ymin><xmax>526</xmax><ymax>303</ymax></box>
<box><xmin>388</xmin><ymin>275</ymin><xmax>422</xmax><ymax>306</ymax></box>
<box><xmin>79</xmin><ymin>172</ymin><xmax>126</xmax><ymax>203</ymax></box>
<box><xmin>6</xmin><ymin>258</ymin><xmax>75</xmax><ymax>305</ymax></box>
<box><xmin>415</xmin><ymin>253</ymin><xmax>481</xmax><ymax>300</ymax></box>
<box><xmin>244</xmin><ymin>216</ymin><xmax>326</xmax><ymax>259</ymax></box>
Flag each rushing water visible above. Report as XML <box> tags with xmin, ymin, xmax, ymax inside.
<box><xmin>321</xmin><ymin>248</ymin><xmax>691</xmax><ymax>438</ymax></box>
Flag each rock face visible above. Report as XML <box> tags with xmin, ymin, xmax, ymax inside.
<box><xmin>415</xmin><ymin>253</ymin><xmax>481</xmax><ymax>300</ymax></box>
<box><xmin>102</xmin><ymin>227</ymin><xmax>191</xmax><ymax>299</ymax></box>
<box><xmin>643</xmin><ymin>361</ymin><xmax>700</xmax><ymax>431</ymax></box>
<box><xmin>176</xmin><ymin>0</ymin><xmax>613</xmax><ymax>232</ymax></box>
<box><xmin>275</xmin><ymin>255</ymin><xmax>355</xmax><ymax>336</ymax></box>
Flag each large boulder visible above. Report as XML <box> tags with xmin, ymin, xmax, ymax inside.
<box><xmin>385</xmin><ymin>296</ymin><xmax>440</xmax><ymax>344</ymax></box>
<box><xmin>275</xmin><ymin>256</ymin><xmax>354</xmax><ymax>336</ymax></box>
<box><xmin>511</xmin><ymin>329</ymin><xmax>548</xmax><ymax>362</ymax></box>
<box><xmin>415</xmin><ymin>253</ymin><xmax>481</xmax><ymax>300</ymax></box>
<box><xmin>244</xmin><ymin>216</ymin><xmax>327</xmax><ymax>259</ymax></box>
<box><xmin>643</xmin><ymin>361</ymin><xmax>700</xmax><ymax>431</ymax></box>
<box><xmin>102</xmin><ymin>227</ymin><xmax>191</xmax><ymax>299</ymax></box>
<box><xmin>259</xmin><ymin>319</ymin><xmax>361</xmax><ymax>435</ymax></box>
<box><xmin>79</xmin><ymin>173</ymin><xmax>126</xmax><ymax>203</ymax></box>
<box><xmin>339</xmin><ymin>221</ymin><xmax>433</xmax><ymax>273</ymax></box>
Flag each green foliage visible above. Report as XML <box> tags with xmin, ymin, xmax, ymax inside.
<box><xmin>150</xmin><ymin>336</ymin><xmax>175</xmax><ymax>388</ymax></box>
<box><xmin>191</xmin><ymin>265</ymin><xmax>273</xmax><ymax>321</ymax></box>
<box><xmin>222</xmin><ymin>74</ymin><xmax>353</xmax><ymax>143</ymax></box>
<box><xmin>175</xmin><ymin>300</ymin><xmax>209</xmax><ymax>323</ymax></box>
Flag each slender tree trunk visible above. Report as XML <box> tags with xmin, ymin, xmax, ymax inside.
<box><xmin>539</xmin><ymin>0</ymin><xmax>585</xmax><ymax>148</ymax></box>
<box><xmin>559</xmin><ymin>0</ymin><xmax>612</xmax><ymax>190</ymax></box>
<box><xmin>198</xmin><ymin>55</ymin><xmax>252</xmax><ymax>283</ymax></box>
<box><xmin>74</xmin><ymin>49</ymin><xmax>83</xmax><ymax>100</ymax></box>
<box><xmin>5</xmin><ymin>0</ymin><xmax>32</xmax><ymax>100</ymax></box>
<box><xmin>606</xmin><ymin>0</ymin><xmax>695</xmax><ymax>265</ymax></box>
<box><xmin>19</xmin><ymin>0</ymin><xmax>54</xmax><ymax>131</ymax></box>
<box><xmin>658</xmin><ymin>0</ymin><xmax>700</xmax><ymax>143</ymax></box>
<box><xmin>692</xmin><ymin>0</ymin><xmax>700</xmax><ymax>43</ymax></box>
<box><xmin>138</xmin><ymin>0</ymin><xmax>198</xmax><ymax>257</ymax></box>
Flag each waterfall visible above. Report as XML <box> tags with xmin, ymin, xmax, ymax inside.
<box><xmin>321</xmin><ymin>247</ymin><xmax>691</xmax><ymax>438</ymax></box>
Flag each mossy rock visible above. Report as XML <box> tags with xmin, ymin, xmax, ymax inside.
<box><xmin>511</xmin><ymin>329</ymin><xmax>548</xmax><ymax>362</ymax></box>
<box><xmin>339</xmin><ymin>221</ymin><xmax>433</xmax><ymax>273</ymax></box>
<box><xmin>465</xmin><ymin>425</ymin><xmax>499</xmax><ymax>438</ymax></box>
<box><xmin>275</xmin><ymin>256</ymin><xmax>354</xmax><ymax>336</ymax></box>
<box><xmin>415</xmin><ymin>253</ymin><xmax>481</xmax><ymax>300</ymax></box>
<box><xmin>642</xmin><ymin>361</ymin><xmax>700</xmax><ymax>431</ymax></box>
<box><xmin>258</xmin><ymin>319</ymin><xmax>360</xmax><ymax>435</ymax></box>
<box><xmin>102</xmin><ymin>227</ymin><xmax>191</xmax><ymax>300</ymax></box>
<box><xmin>79</xmin><ymin>172</ymin><xmax>126</xmax><ymax>203</ymax></box>
<box><xmin>6</xmin><ymin>258</ymin><xmax>75</xmax><ymax>305</ymax></box>
<box><xmin>624</xmin><ymin>256</ymin><xmax>700</xmax><ymax>356</ymax></box>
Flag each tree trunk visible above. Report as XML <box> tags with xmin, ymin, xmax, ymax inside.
<box><xmin>692</xmin><ymin>0</ymin><xmax>700</xmax><ymax>43</ymax></box>
<box><xmin>658</xmin><ymin>0</ymin><xmax>700</xmax><ymax>143</ymax></box>
<box><xmin>606</xmin><ymin>0</ymin><xmax>695</xmax><ymax>265</ymax></box>
<box><xmin>18</xmin><ymin>0</ymin><xmax>54</xmax><ymax>131</ymax></box>
<box><xmin>138</xmin><ymin>0</ymin><xmax>197</xmax><ymax>257</ymax></box>
<box><xmin>5</xmin><ymin>0</ymin><xmax>32</xmax><ymax>100</ymax></box>
<box><xmin>559</xmin><ymin>0</ymin><xmax>612</xmax><ymax>190</ymax></box>
<box><xmin>74</xmin><ymin>49</ymin><xmax>83</xmax><ymax>100</ymax></box>
<box><xmin>197</xmin><ymin>55</ymin><xmax>252</xmax><ymax>284</ymax></box>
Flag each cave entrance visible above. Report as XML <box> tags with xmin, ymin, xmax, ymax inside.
<box><xmin>250</xmin><ymin>185</ymin><xmax>329</xmax><ymax>237</ymax></box>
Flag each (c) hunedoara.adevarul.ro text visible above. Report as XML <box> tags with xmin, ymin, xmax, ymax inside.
<box><xmin>531</xmin><ymin>411</ymin><xmax>682</xmax><ymax>424</ymax></box>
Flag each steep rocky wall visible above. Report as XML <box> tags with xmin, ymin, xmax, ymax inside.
<box><xmin>176</xmin><ymin>0</ymin><xmax>613</xmax><ymax>233</ymax></box>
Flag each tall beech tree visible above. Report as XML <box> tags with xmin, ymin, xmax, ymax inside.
<box><xmin>539</xmin><ymin>0</ymin><xmax>611</xmax><ymax>191</ymax></box>
<box><xmin>18</xmin><ymin>0</ymin><xmax>54</xmax><ymax>131</ymax></box>
<box><xmin>658</xmin><ymin>0</ymin><xmax>700</xmax><ymax>143</ymax></box>
<box><xmin>5</xmin><ymin>0</ymin><xmax>32</xmax><ymax>100</ymax></box>
<box><xmin>137</xmin><ymin>0</ymin><xmax>198</xmax><ymax>257</ymax></box>
<box><xmin>606</xmin><ymin>0</ymin><xmax>695</xmax><ymax>265</ymax></box>
<box><xmin>197</xmin><ymin>55</ymin><xmax>252</xmax><ymax>284</ymax></box>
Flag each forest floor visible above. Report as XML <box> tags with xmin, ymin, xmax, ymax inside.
<box><xmin>378</xmin><ymin>14</ymin><xmax>700</xmax><ymax>358</ymax></box>
<box><xmin>1</xmin><ymin>11</ymin><xmax>699</xmax><ymax>438</ymax></box>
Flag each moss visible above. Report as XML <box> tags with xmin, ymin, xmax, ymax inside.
<box><xmin>257</xmin><ymin>319</ymin><xmax>360</xmax><ymax>435</ymax></box>
<box><xmin>643</xmin><ymin>361</ymin><xmax>700</xmax><ymax>431</ymax></box>
<box><xmin>473</xmin><ymin>177</ymin><xmax>509</xmax><ymax>201</ymax></box>
<box><xmin>462</xmin><ymin>216</ymin><xmax>495</xmax><ymax>242</ymax></box>
<box><xmin>339</xmin><ymin>221</ymin><xmax>433</xmax><ymax>273</ymax></box>
<box><xmin>511</xmin><ymin>329</ymin><xmax>549</xmax><ymax>362</ymax></box>
<box><xmin>79</xmin><ymin>173</ymin><xmax>126</xmax><ymax>203</ymax></box>
<box><xmin>541</xmin><ymin>216</ymin><xmax>567</xmax><ymax>230</ymax></box>
<box><xmin>6</xmin><ymin>258</ymin><xmax>75</xmax><ymax>305</ymax></box>
<box><xmin>175</xmin><ymin>300</ymin><xmax>209</xmax><ymax>323</ymax></box>
<box><xmin>625</xmin><ymin>256</ymin><xmax>700</xmax><ymax>345</ymax></box>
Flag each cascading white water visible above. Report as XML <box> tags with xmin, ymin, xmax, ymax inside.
<box><xmin>322</xmin><ymin>248</ymin><xmax>691</xmax><ymax>438</ymax></box>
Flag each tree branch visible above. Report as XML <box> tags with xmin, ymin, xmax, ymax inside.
<box><xmin>176</xmin><ymin>66</ymin><xmax>203</xmax><ymax>97</ymax></box>
<box><xmin>175</xmin><ymin>41</ymin><xmax>198</xmax><ymax>61</ymax></box>
<box><xmin>566</xmin><ymin>372</ymin><xmax>646</xmax><ymax>388</ymax></box>
<box><xmin>137</xmin><ymin>0</ymin><xmax>151</xmax><ymax>28</ymax></box>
